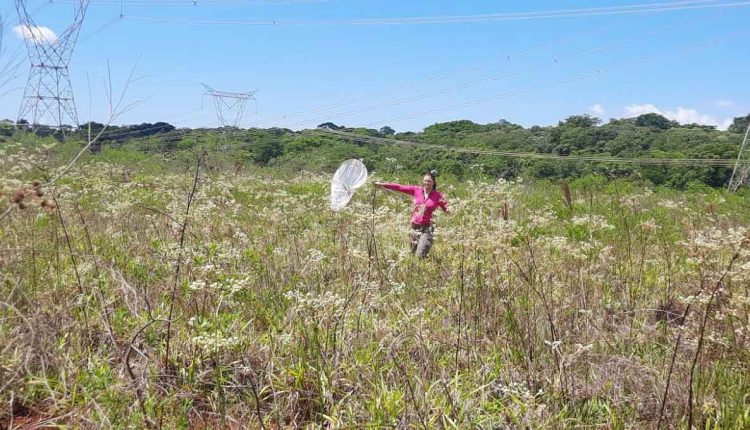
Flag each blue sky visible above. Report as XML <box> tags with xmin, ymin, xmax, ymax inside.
<box><xmin>1</xmin><ymin>0</ymin><xmax>748</xmax><ymax>132</ymax></box>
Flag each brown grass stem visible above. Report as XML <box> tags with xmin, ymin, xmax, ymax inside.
<box><xmin>165</xmin><ymin>151</ymin><xmax>205</xmax><ymax>368</ymax></box>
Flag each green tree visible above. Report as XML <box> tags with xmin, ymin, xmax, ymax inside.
<box><xmin>423</xmin><ymin>120</ymin><xmax>483</xmax><ymax>137</ymax></box>
<box><xmin>635</xmin><ymin>113</ymin><xmax>676</xmax><ymax>130</ymax></box>
<box><xmin>602</xmin><ymin>122</ymin><xmax>655</xmax><ymax>156</ymax></box>
<box><xmin>551</xmin><ymin>115</ymin><xmax>601</xmax><ymax>151</ymax></box>
<box><xmin>379</xmin><ymin>126</ymin><xmax>395</xmax><ymax>136</ymax></box>
<box><xmin>560</xmin><ymin>114</ymin><xmax>600</xmax><ymax>128</ymax></box>
<box><xmin>317</xmin><ymin>122</ymin><xmax>344</xmax><ymax>130</ymax></box>
<box><xmin>728</xmin><ymin>114</ymin><xmax>750</xmax><ymax>134</ymax></box>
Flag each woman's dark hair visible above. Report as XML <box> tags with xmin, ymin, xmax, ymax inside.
<box><xmin>424</xmin><ymin>169</ymin><xmax>437</xmax><ymax>190</ymax></box>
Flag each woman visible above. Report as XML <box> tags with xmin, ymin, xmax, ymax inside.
<box><xmin>375</xmin><ymin>170</ymin><xmax>449</xmax><ymax>258</ymax></box>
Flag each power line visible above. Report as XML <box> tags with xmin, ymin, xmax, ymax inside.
<box><xmin>245</xmin><ymin>18</ymin><xmax>630</xmax><ymax>128</ymax></box>
<box><xmin>277</xmin><ymin>26</ymin><xmax>672</xmax><ymax>129</ymax></box>
<box><xmin>17</xmin><ymin>19</ymin><xmax>736</xmax><ymax>146</ymax></box>
<box><xmin>356</xmin><ymin>26</ymin><xmax>745</xmax><ymax>129</ymax></box>
<box><xmin>291</xmin><ymin>72</ymin><xmax>601</xmax><ymax>130</ymax></box>
<box><xmin>56</xmin><ymin>0</ymin><xmax>315</xmax><ymax>6</ymax></box>
<box><xmin>253</xmin><ymin>8</ymin><xmax>738</xmax><ymax>130</ymax></box>
<box><xmin>318</xmin><ymin>128</ymin><xmax>739</xmax><ymax>167</ymax></box>
<box><xmin>5</xmin><ymin>1</ymin><xmax>741</xmax><ymax>149</ymax></box>
<box><xmin>9</xmin><ymin>36</ymin><xmax>737</xmax><ymax>146</ymax></box>
<box><xmin>122</xmin><ymin>0</ymin><xmax>750</xmax><ymax>26</ymax></box>
<box><xmin>64</xmin><ymin>0</ymin><xmax>716</xmax><ymax>133</ymax></box>
<box><xmin>78</xmin><ymin>16</ymin><xmax>122</xmax><ymax>42</ymax></box>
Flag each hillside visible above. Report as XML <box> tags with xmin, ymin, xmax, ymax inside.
<box><xmin>5</xmin><ymin>112</ymin><xmax>747</xmax><ymax>189</ymax></box>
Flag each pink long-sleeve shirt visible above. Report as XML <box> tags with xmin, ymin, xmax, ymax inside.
<box><xmin>382</xmin><ymin>183</ymin><xmax>448</xmax><ymax>225</ymax></box>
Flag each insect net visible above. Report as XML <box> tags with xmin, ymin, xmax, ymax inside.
<box><xmin>330</xmin><ymin>159</ymin><xmax>368</xmax><ymax>211</ymax></box>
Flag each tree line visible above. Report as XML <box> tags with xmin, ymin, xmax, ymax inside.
<box><xmin>5</xmin><ymin>113</ymin><xmax>750</xmax><ymax>189</ymax></box>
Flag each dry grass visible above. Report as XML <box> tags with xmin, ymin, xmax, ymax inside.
<box><xmin>1</xmin><ymin>142</ymin><xmax>749</xmax><ymax>428</ymax></box>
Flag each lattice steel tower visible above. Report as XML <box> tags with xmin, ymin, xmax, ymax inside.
<box><xmin>202</xmin><ymin>83</ymin><xmax>257</xmax><ymax>129</ymax></box>
<box><xmin>728</xmin><ymin>120</ymin><xmax>750</xmax><ymax>192</ymax></box>
<box><xmin>15</xmin><ymin>0</ymin><xmax>88</xmax><ymax>132</ymax></box>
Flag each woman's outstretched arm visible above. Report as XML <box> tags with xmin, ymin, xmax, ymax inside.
<box><xmin>374</xmin><ymin>181</ymin><xmax>416</xmax><ymax>195</ymax></box>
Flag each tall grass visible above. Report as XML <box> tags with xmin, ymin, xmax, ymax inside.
<box><xmin>1</xmin><ymin>141</ymin><xmax>749</xmax><ymax>428</ymax></box>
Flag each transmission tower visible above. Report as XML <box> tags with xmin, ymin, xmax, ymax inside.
<box><xmin>15</xmin><ymin>0</ymin><xmax>88</xmax><ymax>134</ymax></box>
<box><xmin>202</xmin><ymin>83</ymin><xmax>257</xmax><ymax>129</ymax></box>
<box><xmin>728</xmin><ymin>120</ymin><xmax>750</xmax><ymax>192</ymax></box>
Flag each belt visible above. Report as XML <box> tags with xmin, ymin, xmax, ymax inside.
<box><xmin>411</xmin><ymin>223</ymin><xmax>432</xmax><ymax>232</ymax></box>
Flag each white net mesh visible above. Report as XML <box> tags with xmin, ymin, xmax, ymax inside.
<box><xmin>330</xmin><ymin>159</ymin><xmax>368</xmax><ymax>211</ymax></box>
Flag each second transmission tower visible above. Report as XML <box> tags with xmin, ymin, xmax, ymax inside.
<box><xmin>202</xmin><ymin>83</ymin><xmax>257</xmax><ymax>130</ymax></box>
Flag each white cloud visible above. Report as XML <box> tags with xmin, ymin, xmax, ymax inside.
<box><xmin>13</xmin><ymin>25</ymin><xmax>58</xmax><ymax>44</ymax></box>
<box><xmin>625</xmin><ymin>103</ymin><xmax>661</xmax><ymax>116</ymax></box>
<box><xmin>715</xmin><ymin>99</ymin><xmax>735</xmax><ymax>108</ymax></box>
<box><xmin>668</xmin><ymin>107</ymin><xmax>716</xmax><ymax>126</ymax></box>
<box><xmin>624</xmin><ymin>103</ymin><xmax>732</xmax><ymax>129</ymax></box>
<box><xmin>589</xmin><ymin>104</ymin><xmax>605</xmax><ymax>116</ymax></box>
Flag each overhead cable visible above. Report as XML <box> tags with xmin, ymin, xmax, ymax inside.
<box><xmin>245</xmin><ymin>19</ymin><xmax>625</xmax><ymax>128</ymax></box>
<box><xmin>357</xmin><ymin>27</ymin><xmax>743</xmax><ymax>128</ymax></box>
<box><xmin>278</xmin><ymin>27</ymin><xmax>670</xmax><ymax>129</ymax></box>
<box><xmin>123</xmin><ymin>0</ymin><xmax>750</xmax><ymax>26</ymax></box>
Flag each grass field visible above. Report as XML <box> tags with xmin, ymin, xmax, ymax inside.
<box><xmin>1</xmin><ymin>141</ymin><xmax>750</xmax><ymax>428</ymax></box>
